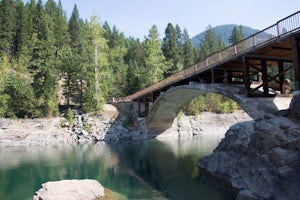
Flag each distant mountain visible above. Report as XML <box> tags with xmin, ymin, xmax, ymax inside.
<box><xmin>191</xmin><ymin>24</ymin><xmax>260</xmax><ymax>48</ymax></box>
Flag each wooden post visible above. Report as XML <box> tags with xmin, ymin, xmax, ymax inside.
<box><xmin>151</xmin><ymin>92</ymin><xmax>154</xmax><ymax>103</ymax></box>
<box><xmin>144</xmin><ymin>96</ymin><xmax>148</xmax><ymax>116</ymax></box>
<box><xmin>261</xmin><ymin>59</ymin><xmax>269</xmax><ymax>95</ymax></box>
<box><xmin>243</xmin><ymin>56</ymin><xmax>250</xmax><ymax>96</ymax></box>
<box><xmin>292</xmin><ymin>36</ymin><xmax>300</xmax><ymax>90</ymax></box>
<box><xmin>278</xmin><ymin>61</ymin><xmax>284</xmax><ymax>94</ymax></box>
<box><xmin>211</xmin><ymin>68</ymin><xmax>215</xmax><ymax>83</ymax></box>
<box><xmin>138</xmin><ymin>98</ymin><xmax>141</xmax><ymax>117</ymax></box>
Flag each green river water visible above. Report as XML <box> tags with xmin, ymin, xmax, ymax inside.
<box><xmin>0</xmin><ymin>134</ymin><xmax>235</xmax><ymax>200</ymax></box>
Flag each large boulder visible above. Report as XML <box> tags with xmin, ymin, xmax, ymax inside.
<box><xmin>289</xmin><ymin>91</ymin><xmax>300</xmax><ymax>120</ymax></box>
<box><xmin>199</xmin><ymin>116</ymin><xmax>300</xmax><ymax>200</ymax></box>
<box><xmin>33</xmin><ymin>179</ymin><xmax>105</xmax><ymax>200</ymax></box>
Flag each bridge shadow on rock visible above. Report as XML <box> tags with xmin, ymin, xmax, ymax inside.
<box><xmin>146</xmin><ymin>83</ymin><xmax>292</xmax><ymax>136</ymax></box>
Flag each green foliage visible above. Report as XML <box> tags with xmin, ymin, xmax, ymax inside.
<box><xmin>191</xmin><ymin>24</ymin><xmax>259</xmax><ymax>47</ymax></box>
<box><xmin>199</xmin><ymin>25</ymin><xmax>225</xmax><ymax>60</ymax></box>
<box><xmin>65</xmin><ymin>108</ymin><xmax>74</xmax><ymax>124</ymax></box>
<box><xmin>228</xmin><ymin>25</ymin><xmax>244</xmax><ymax>44</ymax></box>
<box><xmin>0</xmin><ymin>0</ymin><xmax>16</xmax><ymax>56</ymax></box>
<box><xmin>0</xmin><ymin>94</ymin><xmax>9</xmax><ymax>117</ymax></box>
<box><xmin>176</xmin><ymin>111</ymin><xmax>184</xmax><ymax>119</ymax></box>
<box><xmin>182</xmin><ymin>28</ymin><xmax>196</xmax><ymax>67</ymax></box>
<box><xmin>182</xmin><ymin>93</ymin><xmax>239</xmax><ymax>116</ymax></box>
<box><xmin>105</xmin><ymin>25</ymin><xmax>128</xmax><ymax>97</ymax></box>
<box><xmin>3</xmin><ymin>73</ymin><xmax>37</xmax><ymax>118</ymax></box>
<box><xmin>0</xmin><ymin>1</ymin><xmax>241</xmax><ymax>119</ymax></box>
<box><xmin>142</xmin><ymin>25</ymin><xmax>169</xmax><ymax>86</ymax></box>
<box><xmin>162</xmin><ymin>23</ymin><xmax>183</xmax><ymax>76</ymax></box>
<box><xmin>68</xmin><ymin>4</ymin><xmax>81</xmax><ymax>49</ymax></box>
<box><xmin>122</xmin><ymin>113</ymin><xmax>134</xmax><ymax>128</ymax></box>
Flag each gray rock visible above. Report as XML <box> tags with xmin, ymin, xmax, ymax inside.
<box><xmin>289</xmin><ymin>91</ymin><xmax>300</xmax><ymax>119</ymax></box>
<box><xmin>33</xmin><ymin>179</ymin><xmax>104</xmax><ymax>200</ymax></box>
<box><xmin>199</xmin><ymin>116</ymin><xmax>300</xmax><ymax>200</ymax></box>
<box><xmin>236</xmin><ymin>190</ymin><xmax>258</xmax><ymax>200</ymax></box>
<box><xmin>81</xmin><ymin>130</ymin><xmax>89</xmax><ymax>137</ymax></box>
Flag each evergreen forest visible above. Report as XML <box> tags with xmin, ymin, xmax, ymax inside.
<box><xmin>0</xmin><ymin>0</ymin><xmax>243</xmax><ymax>118</ymax></box>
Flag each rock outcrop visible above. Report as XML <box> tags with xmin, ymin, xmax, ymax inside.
<box><xmin>199</xmin><ymin>116</ymin><xmax>300</xmax><ymax>200</ymax></box>
<box><xmin>0</xmin><ymin>117</ymin><xmax>72</xmax><ymax>146</ymax></box>
<box><xmin>0</xmin><ymin>102</ymin><xmax>251</xmax><ymax>146</ymax></box>
<box><xmin>157</xmin><ymin>111</ymin><xmax>251</xmax><ymax>138</ymax></box>
<box><xmin>68</xmin><ymin>103</ymin><xmax>147</xmax><ymax>143</ymax></box>
<box><xmin>33</xmin><ymin>179</ymin><xmax>105</xmax><ymax>200</ymax></box>
<box><xmin>288</xmin><ymin>91</ymin><xmax>300</xmax><ymax>120</ymax></box>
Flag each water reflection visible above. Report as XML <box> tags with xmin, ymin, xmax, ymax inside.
<box><xmin>156</xmin><ymin>134</ymin><xmax>223</xmax><ymax>157</ymax></box>
<box><xmin>0</xmin><ymin>134</ymin><xmax>235</xmax><ymax>200</ymax></box>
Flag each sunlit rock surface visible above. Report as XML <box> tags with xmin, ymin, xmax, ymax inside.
<box><xmin>158</xmin><ymin>111</ymin><xmax>252</xmax><ymax>138</ymax></box>
<box><xmin>33</xmin><ymin>179</ymin><xmax>105</xmax><ymax>200</ymax></box>
<box><xmin>199</xmin><ymin>115</ymin><xmax>300</xmax><ymax>200</ymax></box>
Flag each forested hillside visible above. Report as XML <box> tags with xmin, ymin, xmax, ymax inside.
<box><xmin>191</xmin><ymin>24</ymin><xmax>259</xmax><ymax>47</ymax></box>
<box><xmin>0</xmin><ymin>0</ymin><xmax>242</xmax><ymax>118</ymax></box>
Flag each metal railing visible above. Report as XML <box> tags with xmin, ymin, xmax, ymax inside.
<box><xmin>117</xmin><ymin>10</ymin><xmax>300</xmax><ymax>102</ymax></box>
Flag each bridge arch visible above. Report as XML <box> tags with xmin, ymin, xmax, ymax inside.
<box><xmin>145</xmin><ymin>84</ymin><xmax>290</xmax><ymax>135</ymax></box>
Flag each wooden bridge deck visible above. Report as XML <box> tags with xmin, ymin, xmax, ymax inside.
<box><xmin>117</xmin><ymin>11</ymin><xmax>300</xmax><ymax>103</ymax></box>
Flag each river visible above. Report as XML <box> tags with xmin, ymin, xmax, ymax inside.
<box><xmin>0</xmin><ymin>133</ymin><xmax>235</xmax><ymax>200</ymax></box>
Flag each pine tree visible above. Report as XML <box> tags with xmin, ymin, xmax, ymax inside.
<box><xmin>3</xmin><ymin>73</ymin><xmax>36</xmax><ymax>118</ymax></box>
<box><xmin>199</xmin><ymin>25</ymin><xmax>225</xmax><ymax>60</ymax></box>
<box><xmin>182</xmin><ymin>28</ymin><xmax>195</xmax><ymax>67</ymax></box>
<box><xmin>228</xmin><ymin>25</ymin><xmax>244</xmax><ymax>44</ymax></box>
<box><xmin>106</xmin><ymin>26</ymin><xmax>128</xmax><ymax>97</ymax></box>
<box><xmin>55</xmin><ymin>0</ymin><xmax>69</xmax><ymax>48</ymax></box>
<box><xmin>68</xmin><ymin>4</ymin><xmax>82</xmax><ymax>50</ymax></box>
<box><xmin>162</xmin><ymin>23</ymin><xmax>176</xmax><ymax>61</ymax></box>
<box><xmin>0</xmin><ymin>0</ymin><xmax>16</xmax><ymax>57</ymax></box>
<box><xmin>30</xmin><ymin>0</ymin><xmax>59</xmax><ymax>116</ymax></box>
<box><xmin>175</xmin><ymin>24</ymin><xmax>184</xmax><ymax>68</ymax></box>
<box><xmin>62</xmin><ymin>4</ymin><xmax>85</xmax><ymax>107</ymax></box>
<box><xmin>162</xmin><ymin>23</ymin><xmax>182</xmax><ymax>76</ymax></box>
<box><xmin>102</xmin><ymin>21</ymin><xmax>112</xmax><ymax>45</ymax></box>
<box><xmin>58</xmin><ymin>46</ymin><xmax>79</xmax><ymax>107</ymax></box>
<box><xmin>0</xmin><ymin>55</ymin><xmax>10</xmax><ymax>117</ymax></box>
<box><xmin>45</xmin><ymin>0</ymin><xmax>69</xmax><ymax>49</ymax></box>
<box><xmin>13</xmin><ymin>0</ymin><xmax>27</xmax><ymax>58</ymax></box>
<box><xmin>125</xmin><ymin>38</ymin><xmax>144</xmax><ymax>94</ymax></box>
<box><xmin>82</xmin><ymin>16</ymin><xmax>109</xmax><ymax>111</ymax></box>
<box><xmin>142</xmin><ymin>25</ymin><xmax>168</xmax><ymax>86</ymax></box>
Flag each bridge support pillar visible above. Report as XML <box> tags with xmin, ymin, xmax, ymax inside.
<box><xmin>261</xmin><ymin>59</ymin><xmax>269</xmax><ymax>95</ymax></box>
<box><xmin>211</xmin><ymin>68</ymin><xmax>215</xmax><ymax>83</ymax></box>
<box><xmin>292</xmin><ymin>36</ymin><xmax>300</xmax><ymax>90</ymax></box>
<box><xmin>278</xmin><ymin>61</ymin><xmax>284</xmax><ymax>94</ymax></box>
<box><xmin>138</xmin><ymin>98</ymin><xmax>141</xmax><ymax>117</ymax></box>
<box><xmin>243</xmin><ymin>56</ymin><xmax>250</xmax><ymax>96</ymax></box>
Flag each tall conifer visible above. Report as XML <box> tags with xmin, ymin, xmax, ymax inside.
<box><xmin>0</xmin><ymin>0</ymin><xmax>16</xmax><ymax>56</ymax></box>
<box><xmin>182</xmin><ymin>28</ymin><xmax>195</xmax><ymax>67</ymax></box>
<box><xmin>142</xmin><ymin>25</ymin><xmax>168</xmax><ymax>86</ymax></box>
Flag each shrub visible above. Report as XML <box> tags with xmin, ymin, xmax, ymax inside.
<box><xmin>66</xmin><ymin>108</ymin><xmax>74</xmax><ymax>124</ymax></box>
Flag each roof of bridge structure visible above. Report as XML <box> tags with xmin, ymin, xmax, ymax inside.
<box><xmin>118</xmin><ymin>11</ymin><xmax>300</xmax><ymax>102</ymax></box>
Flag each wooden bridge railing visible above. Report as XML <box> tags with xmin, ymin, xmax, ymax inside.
<box><xmin>116</xmin><ymin>10</ymin><xmax>300</xmax><ymax>102</ymax></box>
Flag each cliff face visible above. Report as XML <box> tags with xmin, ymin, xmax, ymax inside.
<box><xmin>199</xmin><ymin>95</ymin><xmax>300</xmax><ymax>200</ymax></box>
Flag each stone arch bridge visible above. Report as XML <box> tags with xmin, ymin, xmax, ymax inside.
<box><xmin>114</xmin><ymin>11</ymin><xmax>300</xmax><ymax>136</ymax></box>
<box><xmin>145</xmin><ymin>83</ymin><xmax>292</xmax><ymax>135</ymax></box>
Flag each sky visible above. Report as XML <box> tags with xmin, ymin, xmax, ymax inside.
<box><xmin>41</xmin><ymin>0</ymin><xmax>300</xmax><ymax>40</ymax></box>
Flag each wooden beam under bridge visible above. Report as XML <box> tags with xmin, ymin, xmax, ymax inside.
<box><xmin>292</xmin><ymin>36</ymin><xmax>300</xmax><ymax>90</ymax></box>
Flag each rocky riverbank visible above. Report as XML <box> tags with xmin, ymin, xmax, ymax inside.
<box><xmin>0</xmin><ymin>103</ymin><xmax>251</xmax><ymax>146</ymax></box>
<box><xmin>198</xmin><ymin>93</ymin><xmax>300</xmax><ymax>200</ymax></box>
